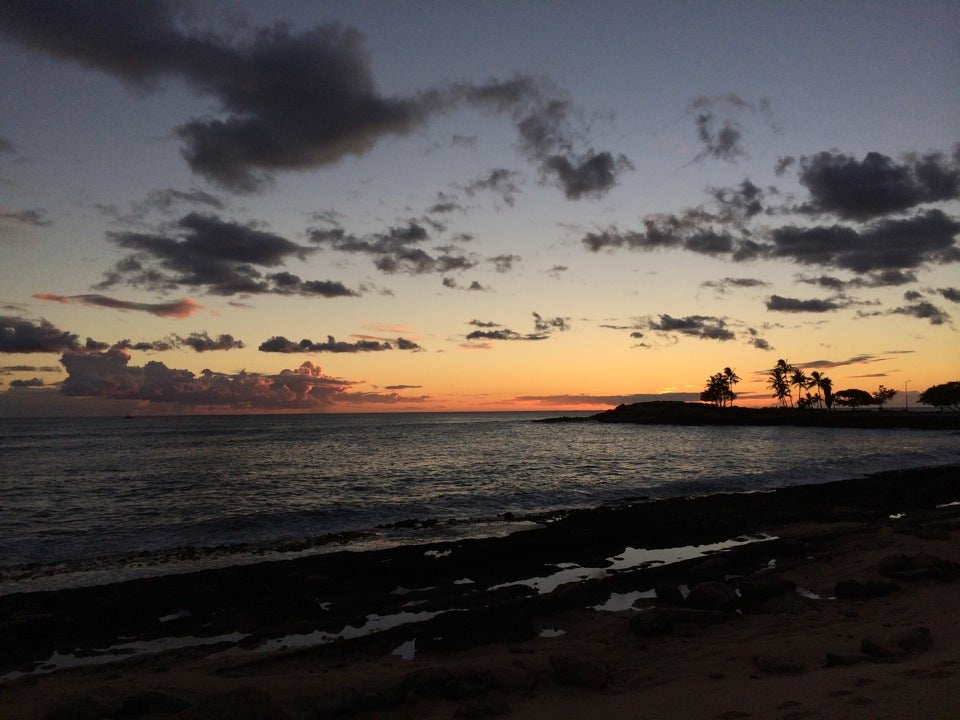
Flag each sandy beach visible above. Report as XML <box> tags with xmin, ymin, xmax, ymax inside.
<box><xmin>2</xmin><ymin>463</ymin><xmax>959</xmax><ymax>719</ymax></box>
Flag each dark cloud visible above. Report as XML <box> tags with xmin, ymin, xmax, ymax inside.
<box><xmin>427</xmin><ymin>199</ymin><xmax>466</xmax><ymax>215</ymax></box>
<box><xmin>903</xmin><ymin>290</ymin><xmax>923</xmax><ymax>301</ymax></box>
<box><xmin>765</xmin><ymin>295</ymin><xmax>843</xmax><ymax>313</ymax></box>
<box><xmin>0</xmin><ymin>208</ymin><xmax>52</xmax><ymax>226</ymax></box>
<box><xmin>34</xmin><ymin>293</ymin><xmax>203</xmax><ymax>318</ymax></box>
<box><xmin>9</xmin><ymin>377</ymin><xmax>44</xmax><ymax>387</ymax></box>
<box><xmin>113</xmin><ymin>338</ymin><xmax>176</xmax><ymax>352</ymax></box>
<box><xmin>798</xmin><ymin>354</ymin><xmax>900</xmax><ymax>370</ymax></box>
<box><xmin>709</xmin><ymin>179</ymin><xmax>766</xmax><ymax>222</ymax></box>
<box><xmin>140</xmin><ymin>187</ymin><xmax>226</xmax><ymax>213</ymax></box>
<box><xmin>938</xmin><ymin>287</ymin><xmax>960</xmax><ymax>303</ymax></box>
<box><xmin>774</xmin><ymin>156</ymin><xmax>795</xmax><ymax>176</ymax></box>
<box><xmin>177</xmin><ymin>331</ymin><xmax>244</xmax><ymax>352</ymax></box>
<box><xmin>546</xmin><ymin>265</ymin><xmax>568</xmax><ymax>277</ymax></box>
<box><xmin>465</xmin><ymin>311</ymin><xmax>567</xmax><ymax>342</ymax></box>
<box><xmin>463</xmin><ymin>168</ymin><xmax>522</xmax><ymax>206</ymax></box>
<box><xmin>96</xmin><ymin>212</ymin><xmax>356</xmax><ymax>296</ymax></box>
<box><xmin>385</xmin><ymin>384</ymin><xmax>422</xmax><ymax>390</ymax></box>
<box><xmin>0</xmin><ymin>4</ymin><xmax>627</xmax><ymax>197</ymax></box>
<box><xmin>0</xmin><ymin>316</ymin><xmax>85</xmax><ymax>353</ymax></box>
<box><xmin>259</xmin><ymin>335</ymin><xmax>422</xmax><ymax>353</ymax></box>
<box><xmin>768</xmin><ymin>209</ymin><xmax>959</xmax><ymax>273</ymax></box>
<box><xmin>797</xmin><ymin>269</ymin><xmax>918</xmax><ymax>291</ymax></box>
<box><xmin>310</xmin><ymin>220</ymin><xmax>476</xmax><ymax>276</ymax></box>
<box><xmin>797</xmin><ymin>150</ymin><xmax>960</xmax><ymax>220</ymax></box>
<box><xmin>688</xmin><ymin>94</ymin><xmax>774</xmax><ymax>163</ymax></box>
<box><xmin>701</xmin><ymin>277</ymin><xmax>770</xmax><ymax>292</ymax></box>
<box><xmin>1</xmin><ymin>364</ymin><xmax>60</xmax><ymax>374</ymax></box>
<box><xmin>489</xmin><ymin>254</ymin><xmax>520</xmax><ymax>273</ymax></box>
<box><xmin>747</xmin><ymin>328</ymin><xmax>773</xmax><ymax>350</ymax></box>
<box><xmin>890</xmin><ymin>301</ymin><xmax>950</xmax><ymax>325</ymax></box>
<box><xmin>648</xmin><ymin>314</ymin><xmax>735</xmax><ymax>341</ymax></box>
<box><xmin>58</xmin><ymin>348</ymin><xmax>368</xmax><ymax>409</ymax></box>
<box><xmin>0</xmin><ymin>134</ymin><xmax>14</xmax><ymax>153</ymax></box>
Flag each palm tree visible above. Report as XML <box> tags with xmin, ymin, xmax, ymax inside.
<box><xmin>723</xmin><ymin>367</ymin><xmax>740</xmax><ymax>404</ymax></box>
<box><xmin>821</xmin><ymin>376</ymin><xmax>834</xmax><ymax>410</ymax></box>
<box><xmin>775</xmin><ymin>359</ymin><xmax>794</xmax><ymax>406</ymax></box>
<box><xmin>808</xmin><ymin>371</ymin><xmax>824</xmax><ymax>408</ymax></box>
<box><xmin>790</xmin><ymin>367</ymin><xmax>809</xmax><ymax>409</ymax></box>
<box><xmin>767</xmin><ymin>362</ymin><xmax>791</xmax><ymax>407</ymax></box>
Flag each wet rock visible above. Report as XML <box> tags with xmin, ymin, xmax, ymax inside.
<box><xmin>894</xmin><ymin>626</ymin><xmax>933</xmax><ymax>652</ymax></box>
<box><xmin>834</xmin><ymin>579</ymin><xmax>900</xmax><ymax>599</ymax></box>
<box><xmin>686</xmin><ymin>581</ymin><xmax>739</xmax><ymax>612</ymax></box>
<box><xmin>115</xmin><ymin>689</ymin><xmax>192</xmax><ymax>718</ymax></box>
<box><xmin>688</xmin><ymin>557</ymin><xmax>729</xmax><ymax>582</ymax></box>
<box><xmin>825</xmin><ymin>652</ymin><xmax>872</xmax><ymax>667</ymax></box>
<box><xmin>548</xmin><ymin>655</ymin><xmax>607</xmax><ymax>689</ymax></box>
<box><xmin>753</xmin><ymin>650</ymin><xmax>806</xmax><ymax>674</ymax></box>
<box><xmin>736</xmin><ymin>576</ymin><xmax>797</xmax><ymax>605</ymax></box>
<box><xmin>654</xmin><ymin>582</ymin><xmax>685</xmax><ymax>606</ymax></box>
<box><xmin>860</xmin><ymin>637</ymin><xmax>905</xmax><ymax>660</ymax></box>
<box><xmin>628</xmin><ymin>607</ymin><xmax>727</xmax><ymax>637</ymax></box>
<box><xmin>878</xmin><ymin>553</ymin><xmax>960</xmax><ymax>582</ymax></box>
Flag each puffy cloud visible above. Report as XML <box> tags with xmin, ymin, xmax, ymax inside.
<box><xmin>797</xmin><ymin>270</ymin><xmax>918</xmax><ymax>291</ymax></box>
<box><xmin>701</xmin><ymin>277</ymin><xmax>770</xmax><ymax>293</ymax></box>
<box><xmin>259</xmin><ymin>335</ymin><xmax>422</xmax><ymax>353</ymax></box>
<box><xmin>688</xmin><ymin>94</ymin><xmax>775</xmax><ymax>163</ymax></box>
<box><xmin>0</xmin><ymin>3</ymin><xmax>628</xmax><ymax>198</ymax></box>
<box><xmin>938</xmin><ymin>287</ymin><xmax>960</xmax><ymax>303</ymax></box>
<box><xmin>489</xmin><ymin>254</ymin><xmax>521</xmax><ymax>273</ymax></box>
<box><xmin>95</xmin><ymin>212</ymin><xmax>356</xmax><ymax>297</ymax></box>
<box><xmin>0</xmin><ymin>316</ymin><xmax>86</xmax><ymax>353</ymax></box>
<box><xmin>177</xmin><ymin>332</ymin><xmax>244</xmax><ymax>352</ymax></box>
<box><xmin>648</xmin><ymin>314</ymin><xmax>735</xmax><ymax>341</ymax></box>
<box><xmin>34</xmin><ymin>293</ymin><xmax>203</xmax><ymax>318</ymax></box>
<box><xmin>9</xmin><ymin>377</ymin><xmax>44</xmax><ymax>387</ymax></box>
<box><xmin>765</xmin><ymin>295</ymin><xmax>844</xmax><ymax>313</ymax></box>
<box><xmin>797</xmin><ymin>150</ymin><xmax>960</xmax><ymax>220</ymax></box>
<box><xmin>889</xmin><ymin>301</ymin><xmax>950</xmax><ymax>325</ymax></box>
<box><xmin>310</xmin><ymin>221</ymin><xmax>476</xmax><ymax>276</ymax></box>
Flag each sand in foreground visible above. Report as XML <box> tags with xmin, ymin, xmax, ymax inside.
<box><xmin>2</xmin><ymin>465</ymin><xmax>959</xmax><ymax>719</ymax></box>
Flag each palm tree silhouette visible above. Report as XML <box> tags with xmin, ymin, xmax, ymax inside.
<box><xmin>790</xmin><ymin>367</ymin><xmax>809</xmax><ymax>408</ymax></box>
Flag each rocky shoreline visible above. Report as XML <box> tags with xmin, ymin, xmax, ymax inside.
<box><xmin>2</xmin><ymin>463</ymin><xmax>960</xmax><ymax>718</ymax></box>
<box><xmin>539</xmin><ymin>400</ymin><xmax>960</xmax><ymax>429</ymax></box>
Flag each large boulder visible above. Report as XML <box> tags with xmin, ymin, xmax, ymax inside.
<box><xmin>686</xmin><ymin>581</ymin><xmax>739</xmax><ymax>612</ymax></box>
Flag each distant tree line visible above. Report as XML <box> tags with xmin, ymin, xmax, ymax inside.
<box><xmin>700</xmin><ymin>361</ymin><xmax>959</xmax><ymax>412</ymax></box>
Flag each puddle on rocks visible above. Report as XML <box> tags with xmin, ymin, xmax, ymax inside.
<box><xmin>490</xmin><ymin>534</ymin><xmax>775</xmax><ymax>595</ymax></box>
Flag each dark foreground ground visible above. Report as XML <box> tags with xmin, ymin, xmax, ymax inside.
<box><xmin>2</xmin><ymin>463</ymin><xmax>960</xmax><ymax>719</ymax></box>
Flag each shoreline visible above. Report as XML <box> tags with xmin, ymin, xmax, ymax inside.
<box><xmin>541</xmin><ymin>400</ymin><xmax>960</xmax><ymax>429</ymax></box>
<box><xmin>2</xmin><ymin>463</ymin><xmax>960</xmax><ymax>718</ymax></box>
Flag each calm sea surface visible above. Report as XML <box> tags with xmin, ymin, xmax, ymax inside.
<box><xmin>2</xmin><ymin>412</ymin><xmax>959</xmax><ymax>593</ymax></box>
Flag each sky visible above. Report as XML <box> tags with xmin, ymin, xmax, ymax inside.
<box><xmin>0</xmin><ymin>0</ymin><xmax>958</xmax><ymax>416</ymax></box>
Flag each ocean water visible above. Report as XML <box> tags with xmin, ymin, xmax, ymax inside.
<box><xmin>2</xmin><ymin>412</ymin><xmax>959</xmax><ymax>594</ymax></box>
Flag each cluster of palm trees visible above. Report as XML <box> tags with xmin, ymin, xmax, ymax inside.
<box><xmin>700</xmin><ymin>367</ymin><xmax>741</xmax><ymax>407</ymax></box>
<box><xmin>767</xmin><ymin>359</ymin><xmax>833</xmax><ymax>409</ymax></box>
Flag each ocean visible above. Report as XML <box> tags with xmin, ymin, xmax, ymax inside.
<box><xmin>2</xmin><ymin>411</ymin><xmax>959</xmax><ymax>595</ymax></box>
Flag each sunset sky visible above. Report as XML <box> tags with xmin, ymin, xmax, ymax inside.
<box><xmin>1</xmin><ymin>1</ymin><xmax>958</xmax><ymax>416</ymax></box>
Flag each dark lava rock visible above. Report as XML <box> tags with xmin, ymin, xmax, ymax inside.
<box><xmin>686</xmin><ymin>581</ymin><xmax>740</xmax><ymax>612</ymax></box>
<box><xmin>878</xmin><ymin>553</ymin><xmax>960</xmax><ymax>582</ymax></box>
<box><xmin>834</xmin><ymin>579</ymin><xmax>900</xmax><ymax>599</ymax></box>
<box><xmin>629</xmin><ymin>607</ymin><xmax>727</xmax><ymax>637</ymax></box>
<box><xmin>315</xmin><ymin>687</ymin><xmax>361</xmax><ymax>719</ymax></box>
<box><xmin>894</xmin><ymin>627</ymin><xmax>933</xmax><ymax>652</ymax></box>
<box><xmin>825</xmin><ymin>652</ymin><xmax>872</xmax><ymax>667</ymax></box>
<box><xmin>548</xmin><ymin>655</ymin><xmax>608</xmax><ymax>689</ymax></box>
<box><xmin>454</xmin><ymin>692</ymin><xmax>510</xmax><ymax>718</ymax></box>
<box><xmin>181</xmin><ymin>686</ymin><xmax>291</xmax><ymax>720</ymax></box>
<box><xmin>44</xmin><ymin>695</ymin><xmax>115</xmax><ymax>720</ymax></box>
<box><xmin>736</xmin><ymin>576</ymin><xmax>797</xmax><ymax>605</ymax></box>
<box><xmin>654</xmin><ymin>582</ymin><xmax>685</xmax><ymax>606</ymax></box>
<box><xmin>687</xmin><ymin>557</ymin><xmax>729</xmax><ymax>582</ymax></box>
<box><xmin>860</xmin><ymin>637</ymin><xmax>906</xmax><ymax>660</ymax></box>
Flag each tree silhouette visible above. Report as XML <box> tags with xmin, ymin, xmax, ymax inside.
<box><xmin>790</xmin><ymin>367</ymin><xmax>809</xmax><ymax>409</ymax></box>
<box><xmin>871</xmin><ymin>385</ymin><xmax>897</xmax><ymax>410</ymax></box>
<box><xmin>918</xmin><ymin>381</ymin><xmax>960</xmax><ymax>411</ymax></box>
<box><xmin>808</xmin><ymin>370</ymin><xmax>831</xmax><ymax>409</ymax></box>
<box><xmin>820</xmin><ymin>375</ymin><xmax>834</xmax><ymax>410</ymax></box>
<box><xmin>767</xmin><ymin>359</ymin><xmax>792</xmax><ymax>407</ymax></box>
<box><xmin>833</xmin><ymin>388</ymin><xmax>873</xmax><ymax>410</ymax></box>
<box><xmin>701</xmin><ymin>369</ymin><xmax>737</xmax><ymax>407</ymax></box>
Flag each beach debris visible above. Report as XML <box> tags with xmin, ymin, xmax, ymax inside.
<box><xmin>548</xmin><ymin>654</ymin><xmax>608</xmax><ymax>689</ymax></box>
